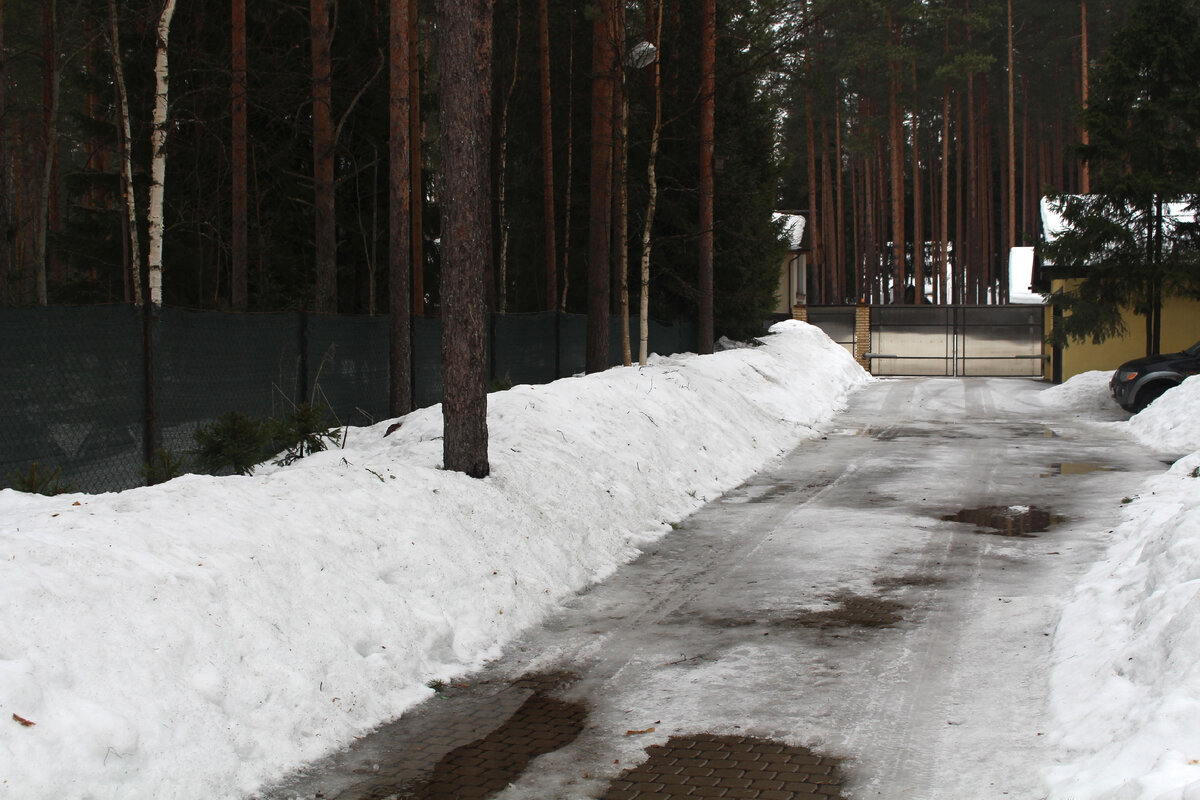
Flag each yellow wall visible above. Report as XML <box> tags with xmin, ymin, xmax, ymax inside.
<box><xmin>774</xmin><ymin>255</ymin><xmax>792</xmax><ymax>314</ymax></box>
<box><xmin>1050</xmin><ymin>280</ymin><xmax>1200</xmax><ymax>380</ymax></box>
<box><xmin>774</xmin><ymin>252</ymin><xmax>806</xmax><ymax>314</ymax></box>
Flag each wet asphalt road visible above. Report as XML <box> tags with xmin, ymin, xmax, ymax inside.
<box><xmin>263</xmin><ymin>377</ymin><xmax>1169</xmax><ymax>800</ymax></box>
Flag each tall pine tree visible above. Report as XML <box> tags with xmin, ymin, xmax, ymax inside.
<box><xmin>1042</xmin><ymin>0</ymin><xmax>1200</xmax><ymax>355</ymax></box>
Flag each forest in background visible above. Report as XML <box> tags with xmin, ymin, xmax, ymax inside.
<box><xmin>0</xmin><ymin>0</ymin><xmax>1122</xmax><ymax>334</ymax></box>
<box><xmin>779</xmin><ymin>0</ymin><xmax>1128</xmax><ymax>306</ymax></box>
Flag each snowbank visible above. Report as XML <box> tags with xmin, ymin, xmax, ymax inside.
<box><xmin>1127</xmin><ymin>374</ymin><xmax>1200</xmax><ymax>454</ymax></box>
<box><xmin>1037</xmin><ymin>369</ymin><xmax>1122</xmax><ymax>415</ymax></box>
<box><xmin>0</xmin><ymin>321</ymin><xmax>870</xmax><ymax>800</ymax></box>
<box><xmin>1047</xmin><ymin>374</ymin><xmax>1200</xmax><ymax>799</ymax></box>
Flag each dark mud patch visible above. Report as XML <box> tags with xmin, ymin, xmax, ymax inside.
<box><xmin>258</xmin><ymin>672</ymin><xmax>583</xmax><ymax>800</ymax></box>
<box><xmin>724</xmin><ymin>477</ymin><xmax>837</xmax><ymax>504</ymax></box>
<box><xmin>781</xmin><ymin>592</ymin><xmax>906</xmax><ymax>630</ymax></box>
<box><xmin>942</xmin><ymin>505</ymin><xmax>1057</xmax><ymax>537</ymax></box>
<box><xmin>870</xmin><ymin>426</ymin><xmax>982</xmax><ymax>441</ymax></box>
<box><xmin>602</xmin><ymin>733</ymin><xmax>847</xmax><ymax>799</ymax></box>
<box><xmin>667</xmin><ymin>592</ymin><xmax>906</xmax><ymax>634</ymax></box>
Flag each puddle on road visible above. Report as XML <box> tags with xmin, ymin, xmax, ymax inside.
<box><xmin>397</xmin><ymin>676</ymin><xmax>586</xmax><ymax>800</ymax></box>
<box><xmin>941</xmin><ymin>505</ymin><xmax>1058</xmax><ymax>537</ymax></box>
<box><xmin>1042</xmin><ymin>461</ymin><xmax>1119</xmax><ymax>476</ymax></box>
<box><xmin>874</xmin><ymin>573</ymin><xmax>947</xmax><ymax>590</ymax></box>
<box><xmin>602</xmin><ymin>733</ymin><xmax>848</xmax><ymax>799</ymax></box>
<box><xmin>860</xmin><ymin>422</ymin><xmax>1054</xmax><ymax>441</ymax></box>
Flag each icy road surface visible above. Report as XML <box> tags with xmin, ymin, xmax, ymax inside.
<box><xmin>269</xmin><ymin>377</ymin><xmax>1164</xmax><ymax>800</ymax></box>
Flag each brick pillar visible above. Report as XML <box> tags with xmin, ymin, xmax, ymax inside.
<box><xmin>792</xmin><ymin>305</ymin><xmax>808</xmax><ymax>323</ymax></box>
<box><xmin>854</xmin><ymin>304</ymin><xmax>871</xmax><ymax>372</ymax></box>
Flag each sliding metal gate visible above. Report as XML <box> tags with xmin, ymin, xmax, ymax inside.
<box><xmin>868</xmin><ymin>305</ymin><xmax>1045</xmax><ymax>377</ymax></box>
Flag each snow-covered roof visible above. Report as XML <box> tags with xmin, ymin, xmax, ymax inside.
<box><xmin>1040</xmin><ymin>195</ymin><xmax>1196</xmax><ymax>242</ymax></box>
<box><xmin>773</xmin><ymin>212</ymin><xmax>806</xmax><ymax>251</ymax></box>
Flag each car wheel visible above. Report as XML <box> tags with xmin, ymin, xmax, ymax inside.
<box><xmin>1133</xmin><ymin>381</ymin><xmax>1173</xmax><ymax>413</ymax></box>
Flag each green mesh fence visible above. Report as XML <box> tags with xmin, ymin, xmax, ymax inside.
<box><xmin>1</xmin><ymin>306</ymin><xmax>145</xmax><ymax>493</ymax></box>
<box><xmin>307</xmin><ymin>314</ymin><xmax>390</xmax><ymax>427</ymax></box>
<box><xmin>153</xmin><ymin>309</ymin><xmax>304</xmax><ymax>470</ymax></box>
<box><xmin>0</xmin><ymin>307</ymin><xmax>697</xmax><ymax>494</ymax></box>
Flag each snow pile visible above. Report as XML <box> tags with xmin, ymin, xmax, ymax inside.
<box><xmin>1047</xmin><ymin>375</ymin><xmax>1200</xmax><ymax>798</ymax></box>
<box><xmin>1127</xmin><ymin>375</ymin><xmax>1200</xmax><ymax>454</ymax></box>
<box><xmin>0</xmin><ymin>321</ymin><xmax>869</xmax><ymax>800</ymax></box>
<box><xmin>1038</xmin><ymin>369</ymin><xmax>1122</xmax><ymax>414</ymax></box>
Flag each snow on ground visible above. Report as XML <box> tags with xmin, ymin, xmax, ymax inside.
<box><xmin>5</xmin><ymin>323</ymin><xmax>1200</xmax><ymax>800</ymax></box>
<box><xmin>0</xmin><ymin>321</ymin><xmax>869</xmax><ymax>800</ymax></box>
<box><xmin>1038</xmin><ymin>369</ymin><xmax>1122</xmax><ymax>415</ymax></box>
<box><xmin>1043</xmin><ymin>372</ymin><xmax>1200</xmax><ymax>800</ymax></box>
<box><xmin>1126</xmin><ymin>374</ymin><xmax>1200</xmax><ymax>455</ymax></box>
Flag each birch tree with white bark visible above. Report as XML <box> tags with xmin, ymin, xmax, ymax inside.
<box><xmin>147</xmin><ymin>0</ymin><xmax>178</xmax><ymax>306</ymax></box>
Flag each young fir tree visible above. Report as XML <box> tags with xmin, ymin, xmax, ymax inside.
<box><xmin>1042</xmin><ymin>0</ymin><xmax>1200</xmax><ymax>356</ymax></box>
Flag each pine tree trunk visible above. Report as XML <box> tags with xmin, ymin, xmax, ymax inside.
<box><xmin>108</xmin><ymin>0</ymin><xmax>140</xmax><ymax>305</ymax></box>
<box><xmin>954</xmin><ymin>90</ymin><xmax>964</xmax><ymax>304</ymax></box>
<box><xmin>805</xmin><ymin>90</ymin><xmax>820</xmax><ymax>305</ymax></box>
<box><xmin>617</xmin><ymin>77</ymin><xmax>631</xmax><ymax>366</ymax></box>
<box><xmin>35</xmin><ymin>0</ymin><xmax>59</xmax><ymax>306</ymax></box>
<box><xmin>311</xmin><ymin>0</ymin><xmax>335</xmax><ymax>313</ymax></box>
<box><xmin>835</xmin><ymin>103</ymin><xmax>845</xmax><ymax>302</ymax></box>
<box><xmin>409</xmin><ymin>0</ymin><xmax>423</xmax><ymax>317</ymax></box>
<box><xmin>638</xmin><ymin>0</ymin><xmax>663</xmax><ymax>366</ymax></box>
<box><xmin>389</xmin><ymin>0</ymin><xmax>413</xmax><ymax>417</ymax></box>
<box><xmin>851</xmin><ymin>158</ymin><xmax>861</xmax><ymax>301</ymax></box>
<box><xmin>887</xmin><ymin>16</ymin><xmax>904</xmax><ymax>304</ymax></box>
<box><xmin>231</xmin><ymin>0</ymin><xmax>248</xmax><ymax>310</ymax></box>
<box><xmin>147</xmin><ymin>0</ymin><xmax>177</xmax><ymax>306</ymax></box>
<box><xmin>820</xmin><ymin>116</ymin><xmax>835</xmax><ymax>304</ymax></box>
<box><xmin>966</xmin><ymin>73</ymin><xmax>979</xmax><ymax>303</ymax></box>
<box><xmin>497</xmin><ymin>0</ymin><xmax>521</xmax><ymax>315</ymax></box>
<box><xmin>1079</xmin><ymin>0</ymin><xmax>1090</xmax><ymax>193</ymax></box>
<box><xmin>585</xmin><ymin>0</ymin><xmax>615</xmax><ymax>373</ymax></box>
<box><xmin>614</xmin><ymin>1</ymin><xmax>631</xmax><ymax>366</ymax></box>
<box><xmin>939</xmin><ymin>89</ymin><xmax>950</xmax><ymax>304</ymax></box>
<box><xmin>1006</xmin><ymin>0</ymin><xmax>1016</xmax><ymax>262</ymax></box>
<box><xmin>697</xmin><ymin>0</ymin><xmax>715</xmax><ymax>351</ymax></box>
<box><xmin>438</xmin><ymin>0</ymin><xmax>492</xmax><ymax>479</ymax></box>
<box><xmin>0</xmin><ymin>0</ymin><xmax>8</xmax><ymax>306</ymax></box>
<box><xmin>560</xmin><ymin>14</ymin><xmax>575</xmax><ymax>311</ymax></box>
<box><xmin>538</xmin><ymin>0</ymin><xmax>556</xmax><ymax>311</ymax></box>
<box><xmin>911</xmin><ymin>60</ymin><xmax>924</xmax><ymax>304</ymax></box>
<box><xmin>864</xmin><ymin>149</ymin><xmax>878</xmax><ymax>304</ymax></box>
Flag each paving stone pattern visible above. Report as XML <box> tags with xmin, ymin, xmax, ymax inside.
<box><xmin>602</xmin><ymin>734</ymin><xmax>847</xmax><ymax>799</ymax></box>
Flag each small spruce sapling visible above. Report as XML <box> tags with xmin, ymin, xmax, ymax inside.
<box><xmin>193</xmin><ymin>411</ymin><xmax>271</xmax><ymax>476</ymax></box>
<box><xmin>143</xmin><ymin>448</ymin><xmax>190</xmax><ymax>485</ymax></box>
<box><xmin>268</xmin><ymin>402</ymin><xmax>342</xmax><ymax>466</ymax></box>
<box><xmin>7</xmin><ymin>462</ymin><xmax>77</xmax><ymax>496</ymax></box>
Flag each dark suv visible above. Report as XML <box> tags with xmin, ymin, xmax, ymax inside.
<box><xmin>1110</xmin><ymin>340</ymin><xmax>1200</xmax><ymax>412</ymax></box>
